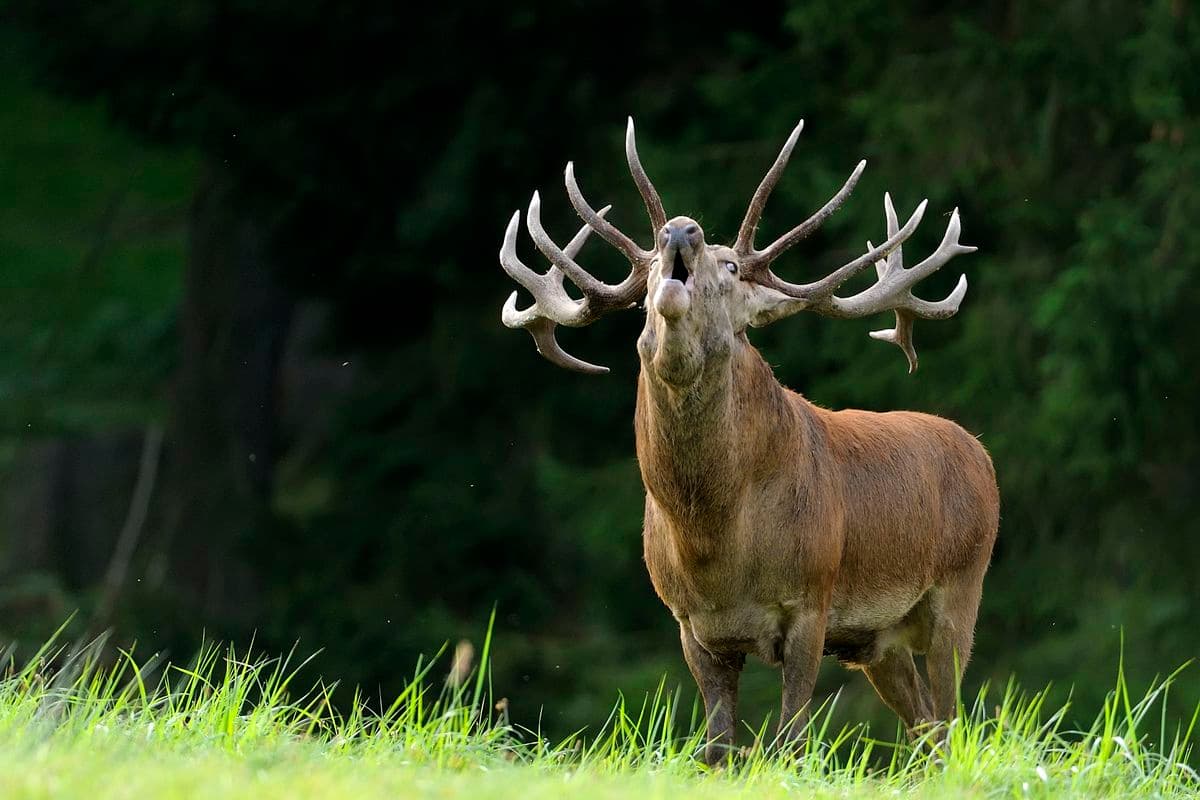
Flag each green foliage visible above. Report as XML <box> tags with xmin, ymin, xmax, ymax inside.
<box><xmin>0</xmin><ymin>32</ymin><xmax>196</xmax><ymax>435</ymax></box>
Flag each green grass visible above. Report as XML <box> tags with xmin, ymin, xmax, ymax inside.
<box><xmin>0</xmin><ymin>622</ymin><xmax>1196</xmax><ymax>799</ymax></box>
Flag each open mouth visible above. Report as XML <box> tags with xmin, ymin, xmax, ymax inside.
<box><xmin>669</xmin><ymin>249</ymin><xmax>690</xmax><ymax>283</ymax></box>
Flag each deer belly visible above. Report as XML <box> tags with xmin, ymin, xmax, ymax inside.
<box><xmin>686</xmin><ymin>606</ymin><xmax>786</xmax><ymax>666</ymax></box>
<box><xmin>823</xmin><ymin>584</ymin><xmax>930</xmax><ymax>667</ymax></box>
<box><xmin>828</xmin><ymin>585</ymin><xmax>924</xmax><ymax>632</ymax></box>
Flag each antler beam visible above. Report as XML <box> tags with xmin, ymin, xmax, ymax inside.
<box><xmin>626</xmin><ymin>117</ymin><xmax>667</xmax><ymax>234</ymax></box>
<box><xmin>738</xmin><ymin>122</ymin><xmax>975</xmax><ymax>371</ymax></box>
<box><xmin>499</xmin><ymin>118</ymin><xmax>668</xmax><ymax>375</ymax></box>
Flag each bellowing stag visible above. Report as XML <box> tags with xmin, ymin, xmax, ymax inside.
<box><xmin>499</xmin><ymin>119</ymin><xmax>999</xmax><ymax>764</ymax></box>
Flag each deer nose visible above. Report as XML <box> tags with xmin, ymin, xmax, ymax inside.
<box><xmin>661</xmin><ymin>220</ymin><xmax>702</xmax><ymax>250</ymax></box>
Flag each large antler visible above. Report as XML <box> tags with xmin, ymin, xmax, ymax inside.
<box><xmin>500</xmin><ymin>118</ymin><xmax>663</xmax><ymax>374</ymax></box>
<box><xmin>737</xmin><ymin>121</ymin><xmax>976</xmax><ymax>372</ymax></box>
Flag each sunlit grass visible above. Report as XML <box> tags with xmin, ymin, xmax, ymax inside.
<box><xmin>0</xmin><ymin>618</ymin><xmax>1195</xmax><ymax>799</ymax></box>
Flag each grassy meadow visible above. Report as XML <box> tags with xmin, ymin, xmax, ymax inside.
<box><xmin>0</xmin><ymin>622</ymin><xmax>1196</xmax><ymax>800</ymax></box>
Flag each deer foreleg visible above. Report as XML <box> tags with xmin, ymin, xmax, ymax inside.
<box><xmin>778</xmin><ymin>607</ymin><xmax>828</xmax><ymax>748</ymax></box>
<box><xmin>680</xmin><ymin>622</ymin><xmax>744</xmax><ymax>766</ymax></box>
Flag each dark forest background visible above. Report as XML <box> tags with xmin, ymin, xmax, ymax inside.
<box><xmin>0</xmin><ymin>1</ymin><xmax>1197</xmax><ymax>735</ymax></box>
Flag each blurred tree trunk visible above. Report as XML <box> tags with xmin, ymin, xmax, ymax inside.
<box><xmin>154</xmin><ymin>165</ymin><xmax>294</xmax><ymax>624</ymax></box>
<box><xmin>0</xmin><ymin>435</ymin><xmax>145</xmax><ymax>583</ymax></box>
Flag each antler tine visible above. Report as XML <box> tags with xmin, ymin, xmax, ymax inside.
<box><xmin>862</xmin><ymin>194</ymin><xmax>913</xmax><ymax>368</ymax></box>
<box><xmin>626</xmin><ymin>117</ymin><xmax>667</xmax><ymax>234</ymax></box>
<box><xmin>526</xmin><ymin>191</ymin><xmax>612</xmax><ymax>299</ymax></box>
<box><xmin>565</xmin><ymin>162</ymin><xmax>654</xmax><ymax>264</ymax></box>
<box><xmin>736</xmin><ymin>120</ymin><xmax>867</xmax><ymax>265</ymax></box>
<box><xmin>874</xmin><ymin>190</ymin><xmax>904</xmax><ymax>279</ymax></box>
<box><xmin>500</xmin><ymin>211</ymin><xmax>580</xmax><ymax>324</ymax></box>
<box><xmin>501</xmin><ymin>203</ymin><xmax>606</xmax><ymax>307</ymax></box>
<box><xmin>734</xmin><ymin>120</ymin><xmax>804</xmax><ymax>253</ymax></box>
<box><xmin>749</xmin><ymin>160</ymin><xmax>867</xmax><ymax>266</ymax></box>
<box><xmin>527</xmin><ymin>191</ymin><xmax>647</xmax><ymax>302</ymax></box>
<box><xmin>518</xmin><ymin>316</ymin><xmax>610</xmax><ymax>374</ymax></box>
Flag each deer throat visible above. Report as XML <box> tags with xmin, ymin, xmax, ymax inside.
<box><xmin>639</xmin><ymin>307</ymin><xmax>732</xmax><ymax>389</ymax></box>
<box><xmin>635</xmin><ymin>359</ymin><xmax>740</xmax><ymax>526</ymax></box>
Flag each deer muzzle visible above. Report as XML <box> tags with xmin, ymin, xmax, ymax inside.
<box><xmin>654</xmin><ymin>263</ymin><xmax>691</xmax><ymax>322</ymax></box>
<box><xmin>654</xmin><ymin>220</ymin><xmax>703</xmax><ymax>322</ymax></box>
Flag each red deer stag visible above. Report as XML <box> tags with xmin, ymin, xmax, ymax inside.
<box><xmin>499</xmin><ymin>119</ymin><xmax>999</xmax><ymax>764</ymax></box>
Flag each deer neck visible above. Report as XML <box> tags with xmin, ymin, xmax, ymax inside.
<box><xmin>635</xmin><ymin>319</ymin><xmax>807</xmax><ymax>531</ymax></box>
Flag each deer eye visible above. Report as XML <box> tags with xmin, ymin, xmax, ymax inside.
<box><xmin>723</xmin><ymin>260</ymin><xmax>738</xmax><ymax>274</ymax></box>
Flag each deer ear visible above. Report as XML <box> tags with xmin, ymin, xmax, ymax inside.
<box><xmin>747</xmin><ymin>284</ymin><xmax>808</xmax><ymax>328</ymax></box>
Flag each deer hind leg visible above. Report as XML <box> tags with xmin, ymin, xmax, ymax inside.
<box><xmin>679</xmin><ymin>622</ymin><xmax>744</xmax><ymax>766</ymax></box>
<box><xmin>863</xmin><ymin>646</ymin><xmax>934</xmax><ymax>735</ymax></box>
<box><xmin>925</xmin><ymin>566</ymin><xmax>986</xmax><ymax>721</ymax></box>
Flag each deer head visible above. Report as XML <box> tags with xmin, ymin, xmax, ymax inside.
<box><xmin>500</xmin><ymin>119</ymin><xmax>975</xmax><ymax>376</ymax></box>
